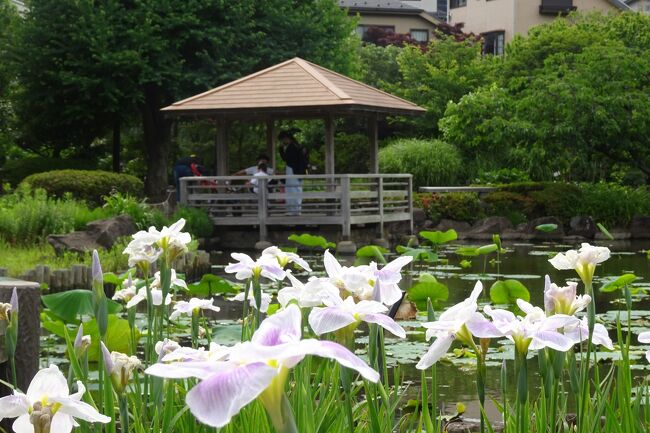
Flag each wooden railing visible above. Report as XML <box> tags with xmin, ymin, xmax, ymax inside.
<box><xmin>179</xmin><ymin>174</ymin><xmax>413</xmax><ymax>241</ymax></box>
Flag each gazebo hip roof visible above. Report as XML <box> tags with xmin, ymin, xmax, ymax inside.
<box><xmin>161</xmin><ymin>57</ymin><xmax>425</xmax><ymax>119</ymax></box>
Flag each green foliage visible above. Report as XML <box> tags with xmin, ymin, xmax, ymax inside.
<box><xmin>391</xmin><ymin>36</ymin><xmax>497</xmax><ymax>136</ymax></box>
<box><xmin>577</xmin><ymin>183</ymin><xmax>650</xmax><ymax>227</ymax></box>
<box><xmin>288</xmin><ymin>233</ymin><xmax>336</xmax><ymax>250</ymax></box>
<box><xmin>172</xmin><ymin>206</ymin><xmax>214</xmax><ymax>239</ymax></box>
<box><xmin>41</xmin><ymin>289</ymin><xmax>122</xmax><ymax>322</ymax></box>
<box><xmin>600</xmin><ymin>274</ymin><xmax>636</xmax><ymax>293</ymax></box>
<box><xmin>0</xmin><ymin>185</ymin><xmax>109</xmax><ymax>245</ymax></box>
<box><xmin>407</xmin><ymin>273</ymin><xmax>449</xmax><ymax>311</ymax></box>
<box><xmin>357</xmin><ymin>43</ymin><xmax>402</xmax><ymax>89</ymax></box>
<box><xmin>187</xmin><ymin>274</ymin><xmax>238</xmax><ymax>297</ymax></box>
<box><xmin>22</xmin><ymin>170</ymin><xmax>144</xmax><ymax>205</ymax></box>
<box><xmin>535</xmin><ymin>223</ymin><xmax>558</xmax><ymax>233</ymax></box>
<box><xmin>439</xmin><ymin>13</ymin><xmax>650</xmax><ymax>183</ymax></box>
<box><xmin>333</xmin><ymin>133</ymin><xmax>376</xmax><ymax>174</ymax></box>
<box><xmin>489</xmin><ymin>279</ymin><xmax>530</xmax><ymax>305</ymax></box>
<box><xmin>103</xmin><ymin>192</ymin><xmax>162</xmax><ymax>230</ymax></box>
<box><xmin>379</xmin><ymin>139</ymin><xmax>463</xmax><ymax>188</ymax></box>
<box><xmin>475</xmin><ymin>168</ymin><xmax>531</xmax><ymax>185</ymax></box>
<box><xmin>419</xmin><ymin>229</ymin><xmax>457</xmax><ymax>245</ymax></box>
<box><xmin>395</xmin><ymin>245</ymin><xmax>437</xmax><ymax>262</ymax></box>
<box><xmin>482</xmin><ymin>191</ymin><xmax>533</xmax><ymax>226</ymax></box>
<box><xmin>355</xmin><ymin>245</ymin><xmax>388</xmax><ymax>265</ymax></box>
<box><xmin>0</xmin><ymin>157</ymin><xmax>96</xmax><ymax>187</ymax></box>
<box><xmin>416</xmin><ymin>192</ymin><xmax>483</xmax><ymax>224</ymax></box>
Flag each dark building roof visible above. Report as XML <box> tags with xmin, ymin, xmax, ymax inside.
<box><xmin>339</xmin><ymin>0</ymin><xmax>423</xmax><ymax>13</ymax></box>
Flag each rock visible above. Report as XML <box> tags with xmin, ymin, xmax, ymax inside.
<box><xmin>595</xmin><ymin>229</ymin><xmax>631</xmax><ymax>240</ymax></box>
<box><xmin>336</xmin><ymin>241</ymin><xmax>357</xmax><ymax>255</ymax></box>
<box><xmin>423</xmin><ymin>219</ymin><xmax>434</xmax><ymax>229</ymax></box>
<box><xmin>630</xmin><ymin>216</ymin><xmax>650</xmax><ymax>239</ymax></box>
<box><xmin>412</xmin><ymin>207</ymin><xmax>427</xmax><ymax>224</ymax></box>
<box><xmin>444</xmin><ymin>418</ymin><xmax>504</xmax><ymax>433</ymax></box>
<box><xmin>569</xmin><ymin>216</ymin><xmax>596</xmax><ymax>239</ymax></box>
<box><xmin>48</xmin><ymin>215</ymin><xmax>137</xmax><ymax>254</ymax></box>
<box><xmin>372</xmin><ymin>238</ymin><xmax>390</xmax><ymax>249</ymax></box>
<box><xmin>400</xmin><ymin>235</ymin><xmax>419</xmax><ymax>247</ymax></box>
<box><xmin>524</xmin><ymin>216</ymin><xmax>565</xmax><ymax>239</ymax></box>
<box><xmin>467</xmin><ymin>217</ymin><xmax>512</xmax><ymax>239</ymax></box>
<box><xmin>434</xmin><ymin>219</ymin><xmax>472</xmax><ymax>233</ymax></box>
<box><xmin>254</xmin><ymin>240</ymin><xmax>273</xmax><ymax>250</ymax></box>
<box><xmin>500</xmin><ymin>228</ymin><xmax>533</xmax><ymax>241</ymax></box>
<box><xmin>86</xmin><ymin>215</ymin><xmax>138</xmax><ymax>248</ymax></box>
<box><xmin>394</xmin><ymin>300</ymin><xmax>417</xmax><ymax>321</ymax></box>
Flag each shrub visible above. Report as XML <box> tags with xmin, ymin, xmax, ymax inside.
<box><xmin>379</xmin><ymin>139</ymin><xmax>463</xmax><ymax>188</ymax></box>
<box><xmin>21</xmin><ymin>170</ymin><xmax>143</xmax><ymax>205</ymax></box>
<box><xmin>416</xmin><ymin>192</ymin><xmax>483</xmax><ymax>224</ymax></box>
<box><xmin>172</xmin><ymin>206</ymin><xmax>214</xmax><ymax>239</ymax></box>
<box><xmin>0</xmin><ymin>157</ymin><xmax>96</xmax><ymax>187</ymax></box>
<box><xmin>475</xmin><ymin>168</ymin><xmax>530</xmax><ymax>185</ymax></box>
<box><xmin>102</xmin><ymin>192</ymin><xmax>165</xmax><ymax>230</ymax></box>
<box><xmin>528</xmin><ymin>183</ymin><xmax>583</xmax><ymax>223</ymax></box>
<box><xmin>0</xmin><ymin>185</ymin><xmax>109</xmax><ymax>245</ymax></box>
<box><xmin>577</xmin><ymin>183</ymin><xmax>650</xmax><ymax>227</ymax></box>
<box><xmin>482</xmin><ymin>191</ymin><xmax>533</xmax><ymax>225</ymax></box>
<box><xmin>334</xmin><ymin>133</ymin><xmax>375</xmax><ymax>173</ymax></box>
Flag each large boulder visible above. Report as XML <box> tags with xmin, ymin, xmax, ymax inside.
<box><xmin>48</xmin><ymin>215</ymin><xmax>137</xmax><ymax>254</ymax></box>
<box><xmin>630</xmin><ymin>216</ymin><xmax>650</xmax><ymax>239</ymax></box>
<box><xmin>568</xmin><ymin>216</ymin><xmax>596</xmax><ymax>239</ymax></box>
<box><xmin>412</xmin><ymin>207</ymin><xmax>427</xmax><ymax>224</ymax></box>
<box><xmin>434</xmin><ymin>219</ymin><xmax>472</xmax><ymax>234</ymax></box>
<box><xmin>467</xmin><ymin>217</ymin><xmax>512</xmax><ymax>239</ymax></box>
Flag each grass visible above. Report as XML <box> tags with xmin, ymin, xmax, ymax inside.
<box><xmin>0</xmin><ymin>238</ymin><xmax>129</xmax><ymax>277</ymax></box>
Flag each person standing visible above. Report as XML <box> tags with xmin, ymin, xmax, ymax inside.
<box><xmin>278</xmin><ymin>130</ymin><xmax>308</xmax><ymax>215</ymax></box>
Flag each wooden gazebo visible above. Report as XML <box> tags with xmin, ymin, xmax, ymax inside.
<box><xmin>164</xmin><ymin>57</ymin><xmax>425</xmax><ymax>244</ymax></box>
<box><xmin>162</xmin><ymin>57</ymin><xmax>425</xmax><ymax>175</ymax></box>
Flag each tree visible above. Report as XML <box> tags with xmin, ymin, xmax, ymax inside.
<box><xmin>439</xmin><ymin>12</ymin><xmax>650</xmax><ymax>182</ymax></box>
<box><xmin>0</xmin><ymin>0</ymin><xmax>20</xmax><ymax>164</ymax></box>
<box><xmin>11</xmin><ymin>0</ymin><xmax>358</xmax><ymax>198</ymax></box>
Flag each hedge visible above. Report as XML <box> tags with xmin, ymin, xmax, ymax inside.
<box><xmin>0</xmin><ymin>157</ymin><xmax>96</xmax><ymax>187</ymax></box>
<box><xmin>21</xmin><ymin>170</ymin><xmax>144</xmax><ymax>205</ymax></box>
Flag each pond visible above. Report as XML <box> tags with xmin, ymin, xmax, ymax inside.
<box><xmin>207</xmin><ymin>239</ymin><xmax>650</xmax><ymax>420</ymax></box>
<box><xmin>38</xmin><ymin>239</ymin><xmax>650</xmax><ymax>422</ymax></box>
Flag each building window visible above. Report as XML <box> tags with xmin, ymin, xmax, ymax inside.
<box><xmin>356</xmin><ymin>25</ymin><xmax>395</xmax><ymax>39</ymax></box>
<box><xmin>410</xmin><ymin>29</ymin><xmax>429</xmax><ymax>42</ymax></box>
<box><xmin>450</xmin><ymin>0</ymin><xmax>467</xmax><ymax>9</ymax></box>
<box><xmin>483</xmin><ymin>31</ymin><xmax>505</xmax><ymax>55</ymax></box>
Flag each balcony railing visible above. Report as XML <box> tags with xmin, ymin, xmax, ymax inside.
<box><xmin>179</xmin><ymin>174</ymin><xmax>413</xmax><ymax>241</ymax></box>
<box><xmin>539</xmin><ymin>0</ymin><xmax>576</xmax><ymax>15</ymax></box>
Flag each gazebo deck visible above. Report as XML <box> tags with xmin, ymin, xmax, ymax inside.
<box><xmin>179</xmin><ymin>173</ymin><xmax>413</xmax><ymax>241</ymax></box>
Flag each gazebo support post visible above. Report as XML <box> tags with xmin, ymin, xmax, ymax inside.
<box><xmin>368</xmin><ymin>113</ymin><xmax>379</xmax><ymax>174</ymax></box>
<box><xmin>324</xmin><ymin>115</ymin><xmax>335</xmax><ymax>175</ymax></box>
<box><xmin>266</xmin><ymin>119</ymin><xmax>276</xmax><ymax>170</ymax></box>
<box><xmin>215</xmin><ymin>119</ymin><xmax>229</xmax><ymax>176</ymax></box>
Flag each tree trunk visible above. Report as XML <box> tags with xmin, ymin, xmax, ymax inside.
<box><xmin>112</xmin><ymin>117</ymin><xmax>121</xmax><ymax>173</ymax></box>
<box><xmin>142</xmin><ymin>85</ymin><xmax>172</xmax><ymax>201</ymax></box>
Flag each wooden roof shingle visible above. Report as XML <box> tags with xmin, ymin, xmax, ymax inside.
<box><xmin>162</xmin><ymin>57</ymin><xmax>425</xmax><ymax>118</ymax></box>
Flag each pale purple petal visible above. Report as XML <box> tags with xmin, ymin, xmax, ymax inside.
<box><xmin>74</xmin><ymin>324</ymin><xmax>84</xmax><ymax>350</ymax></box>
<box><xmin>26</xmin><ymin>365</ymin><xmax>69</xmax><ymax>401</ymax></box>
<box><xmin>185</xmin><ymin>363</ymin><xmax>277</xmax><ymax>428</ymax></box>
<box><xmin>532</xmin><ymin>330</ymin><xmax>575</xmax><ymax>352</ymax></box>
<box><xmin>466</xmin><ymin>314</ymin><xmax>504</xmax><ymax>338</ymax></box>
<box><xmin>0</xmin><ymin>393</ymin><xmax>29</xmax><ymax>419</ymax></box>
<box><xmin>323</xmin><ymin>250</ymin><xmax>342</xmax><ymax>278</ymax></box>
<box><xmin>252</xmin><ymin>304</ymin><xmax>302</xmax><ymax>346</ymax></box>
<box><xmin>363</xmin><ymin>313</ymin><xmax>406</xmax><ymax>338</ymax></box>
<box><xmin>416</xmin><ymin>333</ymin><xmax>455</xmax><ymax>369</ymax></box>
<box><xmin>146</xmin><ymin>360</ymin><xmax>230</xmax><ymax>380</ymax></box>
<box><xmin>92</xmin><ymin>250</ymin><xmax>103</xmax><ymax>285</ymax></box>
<box><xmin>10</xmin><ymin>287</ymin><xmax>18</xmax><ymax>314</ymax></box>
<box><xmin>12</xmin><ymin>414</ymin><xmax>32</xmax><ymax>433</ymax></box>
<box><xmin>308</xmin><ymin>307</ymin><xmax>356</xmax><ymax>336</ymax></box>
<box><xmin>293</xmin><ymin>339</ymin><xmax>379</xmax><ymax>382</ymax></box>
<box><xmin>592</xmin><ymin>324</ymin><xmax>614</xmax><ymax>350</ymax></box>
<box><xmin>376</xmin><ymin>282</ymin><xmax>403</xmax><ymax>307</ymax></box>
<box><xmin>50</xmin><ymin>412</ymin><xmax>74</xmax><ymax>433</ymax></box>
<box><xmin>468</xmin><ymin>281</ymin><xmax>483</xmax><ymax>303</ymax></box>
<box><xmin>100</xmin><ymin>342</ymin><xmax>114</xmax><ymax>374</ymax></box>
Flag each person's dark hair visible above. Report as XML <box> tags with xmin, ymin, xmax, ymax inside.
<box><xmin>277</xmin><ymin>131</ymin><xmax>293</xmax><ymax>140</ymax></box>
<box><xmin>257</xmin><ymin>154</ymin><xmax>270</xmax><ymax>162</ymax></box>
<box><xmin>257</xmin><ymin>162</ymin><xmax>268</xmax><ymax>172</ymax></box>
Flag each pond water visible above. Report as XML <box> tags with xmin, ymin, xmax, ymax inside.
<box><xmin>207</xmin><ymin>239</ymin><xmax>650</xmax><ymax>420</ymax></box>
<box><xmin>39</xmin><ymin>239</ymin><xmax>650</xmax><ymax>421</ymax></box>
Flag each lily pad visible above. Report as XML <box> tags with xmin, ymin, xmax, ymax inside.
<box><xmin>419</xmin><ymin>229</ymin><xmax>458</xmax><ymax>245</ymax></box>
<box><xmin>288</xmin><ymin>233</ymin><xmax>335</xmax><ymax>249</ymax></box>
<box><xmin>489</xmin><ymin>279</ymin><xmax>530</xmax><ymax>305</ymax></box>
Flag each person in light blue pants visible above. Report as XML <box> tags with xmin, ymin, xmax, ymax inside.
<box><xmin>279</xmin><ymin>130</ymin><xmax>308</xmax><ymax>216</ymax></box>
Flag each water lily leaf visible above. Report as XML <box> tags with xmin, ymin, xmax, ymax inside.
<box><xmin>535</xmin><ymin>223</ymin><xmax>558</xmax><ymax>233</ymax></box>
<box><xmin>600</xmin><ymin>274</ymin><xmax>637</xmax><ymax>293</ymax></box>
<box><xmin>288</xmin><ymin>233</ymin><xmax>335</xmax><ymax>249</ymax></box>
<box><xmin>476</xmin><ymin>244</ymin><xmax>498</xmax><ymax>255</ymax></box>
<box><xmin>407</xmin><ymin>274</ymin><xmax>449</xmax><ymax>310</ymax></box>
<box><xmin>492</xmin><ymin>234</ymin><xmax>502</xmax><ymax>250</ymax></box>
<box><xmin>460</xmin><ymin>259</ymin><xmax>472</xmax><ymax>269</ymax></box>
<box><xmin>419</xmin><ymin>229</ymin><xmax>457</xmax><ymax>245</ymax></box>
<box><xmin>84</xmin><ymin>315</ymin><xmax>139</xmax><ymax>360</ymax></box>
<box><xmin>188</xmin><ymin>274</ymin><xmax>238</xmax><ymax>296</ymax></box>
<box><xmin>455</xmin><ymin>246</ymin><xmax>479</xmax><ymax>257</ymax></box>
<box><xmin>490</xmin><ymin>279</ymin><xmax>530</xmax><ymax>305</ymax></box>
<box><xmin>42</xmin><ymin>290</ymin><xmax>122</xmax><ymax>322</ymax></box>
<box><xmin>356</xmin><ymin>245</ymin><xmax>388</xmax><ymax>264</ymax></box>
<box><xmin>396</xmin><ymin>245</ymin><xmax>437</xmax><ymax>262</ymax></box>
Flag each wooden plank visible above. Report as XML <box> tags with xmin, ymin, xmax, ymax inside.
<box><xmin>325</xmin><ymin>115</ymin><xmax>335</xmax><ymax>175</ymax></box>
<box><xmin>215</xmin><ymin>120</ymin><xmax>229</xmax><ymax>176</ymax></box>
<box><xmin>266</xmin><ymin>119</ymin><xmax>276</xmax><ymax>170</ymax></box>
<box><xmin>368</xmin><ymin>113</ymin><xmax>379</xmax><ymax>173</ymax></box>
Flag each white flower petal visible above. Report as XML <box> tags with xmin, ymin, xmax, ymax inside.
<box><xmin>416</xmin><ymin>333</ymin><xmax>455</xmax><ymax>369</ymax></box>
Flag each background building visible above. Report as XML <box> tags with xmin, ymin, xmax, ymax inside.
<box><xmin>449</xmin><ymin>0</ymin><xmax>629</xmax><ymax>54</ymax></box>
